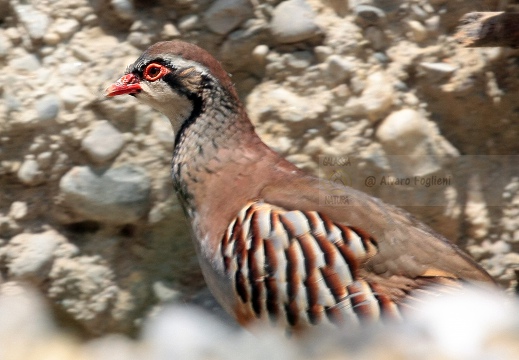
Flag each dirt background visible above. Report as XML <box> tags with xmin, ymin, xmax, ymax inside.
<box><xmin>0</xmin><ymin>0</ymin><xmax>518</xmax><ymax>355</ymax></box>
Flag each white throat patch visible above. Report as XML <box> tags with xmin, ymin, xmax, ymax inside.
<box><xmin>136</xmin><ymin>81</ymin><xmax>194</xmax><ymax>136</ymax></box>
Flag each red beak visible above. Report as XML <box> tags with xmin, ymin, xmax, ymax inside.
<box><xmin>105</xmin><ymin>73</ymin><xmax>142</xmax><ymax>97</ymax></box>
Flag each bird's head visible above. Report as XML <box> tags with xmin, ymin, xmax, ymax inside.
<box><xmin>105</xmin><ymin>41</ymin><xmax>237</xmax><ymax>133</ymax></box>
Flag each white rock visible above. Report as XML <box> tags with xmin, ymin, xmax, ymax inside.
<box><xmin>48</xmin><ymin>257</ymin><xmax>118</xmax><ymax>327</ymax></box>
<box><xmin>72</xmin><ymin>46</ymin><xmax>94</xmax><ymax>62</ymax></box>
<box><xmin>0</xmin><ymin>285</ymin><xmax>55</xmax><ymax>356</ymax></box>
<box><xmin>5</xmin><ymin>94</ymin><xmax>21</xmax><ymax>112</ymax></box>
<box><xmin>205</xmin><ymin>0</ymin><xmax>253</xmax><ymax>35</ymax></box>
<box><xmin>71</xmin><ymin>6</ymin><xmax>93</xmax><ymax>22</ymax></box>
<box><xmin>83</xmin><ymin>14</ymin><xmax>99</xmax><ymax>26</ymax></box>
<box><xmin>269</xmin><ymin>87</ymin><xmax>327</xmax><ymax>122</ymax></box>
<box><xmin>54</xmin><ymin>18</ymin><xmax>80</xmax><ymax>40</ymax></box>
<box><xmin>410</xmin><ymin>4</ymin><xmax>428</xmax><ymax>19</ymax></box>
<box><xmin>419</xmin><ymin>62</ymin><xmax>458</xmax><ymax>78</ymax></box>
<box><xmin>326</xmin><ymin>55</ymin><xmax>354</xmax><ymax>83</ymax></box>
<box><xmin>43</xmin><ymin>32</ymin><xmax>61</xmax><ymax>46</ymax></box>
<box><xmin>269</xmin><ymin>135</ymin><xmax>293</xmax><ymax>154</ymax></box>
<box><xmin>83</xmin><ymin>335</ymin><xmax>139</xmax><ymax>360</ymax></box>
<box><xmin>408</xmin><ymin>287</ymin><xmax>517</xmax><ymax>358</ymax></box>
<box><xmin>377</xmin><ymin>108</ymin><xmax>428</xmax><ymax>145</ymax></box>
<box><xmin>9</xmin><ymin>53</ymin><xmax>40</xmax><ymax>71</ymax></box>
<box><xmin>35</xmin><ymin>95</ymin><xmax>60</xmax><ymax>123</ymax></box>
<box><xmin>348</xmin><ymin>0</ymin><xmax>374</xmax><ymax>8</ymax></box>
<box><xmin>5</xmin><ymin>231</ymin><xmax>63</xmax><ymax>281</ymax></box>
<box><xmin>270</xmin><ymin>0</ymin><xmax>321</xmax><ymax>44</ymax></box>
<box><xmin>58</xmin><ymin>165</ymin><xmax>151</xmax><ymax>224</ymax></box>
<box><xmin>17</xmin><ymin>158</ymin><xmax>45</xmax><ymax>186</ymax></box>
<box><xmin>152</xmin><ymin>281</ymin><xmax>181</xmax><ymax>302</ymax></box>
<box><xmin>143</xmin><ymin>306</ymin><xmax>236</xmax><ymax>360</ymax></box>
<box><xmin>376</xmin><ymin>108</ymin><xmax>443</xmax><ymax>176</ymax></box>
<box><xmin>13</xmin><ymin>4</ymin><xmax>50</xmax><ymax>40</ymax></box>
<box><xmin>58</xmin><ymin>61</ymin><xmax>84</xmax><ymax>78</ymax></box>
<box><xmin>343</xmin><ymin>71</ymin><xmax>394</xmax><ymax>120</ymax></box>
<box><xmin>178</xmin><ymin>15</ymin><xmax>199</xmax><ymax>31</ymax></box>
<box><xmin>8</xmin><ymin>201</ymin><xmax>28</xmax><ymax>220</ymax></box>
<box><xmin>314</xmin><ymin>46</ymin><xmax>333</xmax><ymax>62</ymax></box>
<box><xmin>4</xmin><ymin>27</ymin><xmax>21</xmax><ymax>43</ymax></box>
<box><xmin>111</xmin><ymin>0</ymin><xmax>135</xmax><ymax>21</ymax></box>
<box><xmin>503</xmin><ymin>252</ymin><xmax>519</xmax><ymax>267</ymax></box>
<box><xmin>161</xmin><ymin>23</ymin><xmax>180</xmax><ymax>39</ymax></box>
<box><xmin>252</xmin><ymin>44</ymin><xmax>269</xmax><ymax>63</ymax></box>
<box><xmin>285</xmin><ymin>51</ymin><xmax>312</xmax><ymax>70</ymax></box>
<box><xmin>425</xmin><ymin>15</ymin><xmax>440</xmax><ymax>32</ymax></box>
<box><xmin>81</xmin><ymin>121</ymin><xmax>125</xmax><ymax>163</ymax></box>
<box><xmin>128</xmin><ymin>31</ymin><xmax>151</xmax><ymax>48</ymax></box>
<box><xmin>59</xmin><ymin>85</ymin><xmax>92</xmax><ymax>109</ymax></box>
<box><xmin>408</xmin><ymin>20</ymin><xmax>427</xmax><ymax>42</ymax></box>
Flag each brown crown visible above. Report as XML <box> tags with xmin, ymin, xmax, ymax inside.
<box><xmin>140</xmin><ymin>41</ymin><xmax>237</xmax><ymax>97</ymax></box>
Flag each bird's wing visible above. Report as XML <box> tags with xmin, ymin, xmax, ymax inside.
<box><xmin>218</xmin><ymin>175</ymin><xmax>494</xmax><ymax>328</ymax></box>
<box><xmin>260</xmin><ymin>174</ymin><xmax>493</xmax><ymax>286</ymax></box>
<box><xmin>219</xmin><ymin>200</ymin><xmax>399</xmax><ymax>328</ymax></box>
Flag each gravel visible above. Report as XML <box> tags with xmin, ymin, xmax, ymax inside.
<box><xmin>0</xmin><ymin>0</ymin><xmax>517</xmax><ymax>351</ymax></box>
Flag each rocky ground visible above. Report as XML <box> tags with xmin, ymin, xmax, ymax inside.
<box><xmin>0</xmin><ymin>0</ymin><xmax>518</xmax><ymax>356</ymax></box>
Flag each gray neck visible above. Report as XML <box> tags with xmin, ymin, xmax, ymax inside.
<box><xmin>171</xmin><ymin>86</ymin><xmax>263</xmax><ymax>217</ymax></box>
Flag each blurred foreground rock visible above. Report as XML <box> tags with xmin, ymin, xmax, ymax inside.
<box><xmin>0</xmin><ymin>284</ymin><xmax>518</xmax><ymax>360</ymax></box>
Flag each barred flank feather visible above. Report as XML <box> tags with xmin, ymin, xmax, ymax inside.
<box><xmin>221</xmin><ymin>202</ymin><xmax>399</xmax><ymax>327</ymax></box>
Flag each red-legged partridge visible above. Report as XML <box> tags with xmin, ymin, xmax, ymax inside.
<box><xmin>106</xmin><ymin>41</ymin><xmax>494</xmax><ymax>330</ymax></box>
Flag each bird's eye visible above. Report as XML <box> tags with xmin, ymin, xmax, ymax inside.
<box><xmin>143</xmin><ymin>63</ymin><xmax>168</xmax><ymax>81</ymax></box>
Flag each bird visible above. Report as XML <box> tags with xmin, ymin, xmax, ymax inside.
<box><xmin>105</xmin><ymin>41</ymin><xmax>495</xmax><ymax>331</ymax></box>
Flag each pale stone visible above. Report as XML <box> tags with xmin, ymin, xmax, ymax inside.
<box><xmin>420</xmin><ymin>62</ymin><xmax>458</xmax><ymax>78</ymax></box>
<box><xmin>58</xmin><ymin>165</ymin><xmax>151</xmax><ymax>224</ymax></box>
<box><xmin>17</xmin><ymin>158</ymin><xmax>45</xmax><ymax>186</ymax></box>
<box><xmin>59</xmin><ymin>85</ymin><xmax>92</xmax><ymax>109</ymax></box>
<box><xmin>8</xmin><ymin>201</ymin><xmax>28</xmax><ymax>220</ymax></box>
<box><xmin>343</xmin><ymin>71</ymin><xmax>394</xmax><ymax>121</ymax></box>
<box><xmin>376</xmin><ymin>108</ymin><xmax>446</xmax><ymax>177</ymax></box>
<box><xmin>54</xmin><ymin>18</ymin><xmax>80</xmax><ymax>40</ymax></box>
<box><xmin>81</xmin><ymin>121</ymin><xmax>125</xmax><ymax>163</ymax></box>
<box><xmin>14</xmin><ymin>4</ymin><xmax>49</xmax><ymax>40</ymax></box>
<box><xmin>408</xmin><ymin>20</ymin><xmax>427</xmax><ymax>42</ymax></box>
<box><xmin>35</xmin><ymin>95</ymin><xmax>60</xmax><ymax>123</ymax></box>
<box><xmin>270</xmin><ymin>0</ymin><xmax>321</xmax><ymax>43</ymax></box>
<box><xmin>205</xmin><ymin>0</ymin><xmax>253</xmax><ymax>35</ymax></box>
<box><xmin>5</xmin><ymin>231</ymin><xmax>63</xmax><ymax>282</ymax></box>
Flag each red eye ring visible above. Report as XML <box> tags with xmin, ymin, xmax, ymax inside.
<box><xmin>143</xmin><ymin>63</ymin><xmax>169</xmax><ymax>81</ymax></box>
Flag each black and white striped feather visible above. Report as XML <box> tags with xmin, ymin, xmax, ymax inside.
<box><xmin>219</xmin><ymin>201</ymin><xmax>404</xmax><ymax>328</ymax></box>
